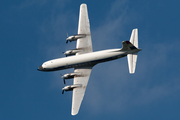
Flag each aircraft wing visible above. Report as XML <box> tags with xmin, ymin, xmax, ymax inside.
<box><xmin>71</xmin><ymin>3</ymin><xmax>93</xmax><ymax>116</ymax></box>
<box><xmin>76</xmin><ymin>4</ymin><xmax>93</xmax><ymax>55</ymax></box>
<box><xmin>71</xmin><ymin>67</ymin><xmax>92</xmax><ymax>115</ymax></box>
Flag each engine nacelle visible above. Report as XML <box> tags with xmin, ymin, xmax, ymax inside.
<box><xmin>62</xmin><ymin>72</ymin><xmax>81</xmax><ymax>79</ymax></box>
<box><xmin>62</xmin><ymin>84</ymin><xmax>82</xmax><ymax>92</ymax></box>
<box><xmin>66</xmin><ymin>34</ymin><xmax>86</xmax><ymax>43</ymax></box>
<box><xmin>63</xmin><ymin>49</ymin><xmax>82</xmax><ymax>56</ymax></box>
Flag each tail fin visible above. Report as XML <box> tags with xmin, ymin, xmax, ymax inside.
<box><xmin>127</xmin><ymin>29</ymin><xmax>139</xmax><ymax>74</ymax></box>
<box><xmin>130</xmin><ymin>28</ymin><xmax>138</xmax><ymax>48</ymax></box>
<box><xmin>121</xmin><ymin>41</ymin><xmax>138</xmax><ymax>51</ymax></box>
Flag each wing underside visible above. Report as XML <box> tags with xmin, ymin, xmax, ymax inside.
<box><xmin>71</xmin><ymin>3</ymin><xmax>93</xmax><ymax>116</ymax></box>
<box><xmin>71</xmin><ymin>67</ymin><xmax>92</xmax><ymax>115</ymax></box>
<box><xmin>76</xmin><ymin>4</ymin><xmax>93</xmax><ymax>55</ymax></box>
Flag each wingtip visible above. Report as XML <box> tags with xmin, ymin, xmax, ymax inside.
<box><xmin>80</xmin><ymin>3</ymin><xmax>87</xmax><ymax>7</ymax></box>
<box><xmin>71</xmin><ymin>112</ymin><xmax>78</xmax><ymax>116</ymax></box>
<box><xmin>71</xmin><ymin>107</ymin><xmax>79</xmax><ymax>116</ymax></box>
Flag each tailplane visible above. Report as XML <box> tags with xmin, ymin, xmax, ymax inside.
<box><xmin>127</xmin><ymin>29</ymin><xmax>140</xmax><ymax>74</ymax></box>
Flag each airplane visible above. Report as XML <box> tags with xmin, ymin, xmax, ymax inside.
<box><xmin>38</xmin><ymin>3</ymin><xmax>141</xmax><ymax>116</ymax></box>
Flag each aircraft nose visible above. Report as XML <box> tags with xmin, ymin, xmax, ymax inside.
<box><xmin>37</xmin><ymin>65</ymin><xmax>43</xmax><ymax>71</ymax></box>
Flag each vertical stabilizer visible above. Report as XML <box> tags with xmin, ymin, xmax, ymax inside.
<box><xmin>127</xmin><ymin>29</ymin><xmax>139</xmax><ymax>74</ymax></box>
<box><xmin>130</xmin><ymin>28</ymin><xmax>138</xmax><ymax>48</ymax></box>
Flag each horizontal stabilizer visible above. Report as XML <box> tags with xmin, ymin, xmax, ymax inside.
<box><xmin>128</xmin><ymin>53</ymin><xmax>138</xmax><ymax>74</ymax></box>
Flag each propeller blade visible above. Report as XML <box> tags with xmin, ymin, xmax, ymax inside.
<box><xmin>63</xmin><ymin>78</ymin><xmax>66</xmax><ymax>84</ymax></box>
<box><xmin>61</xmin><ymin>76</ymin><xmax>65</xmax><ymax>94</ymax></box>
<box><xmin>67</xmin><ymin>33</ymin><xmax>68</xmax><ymax>37</ymax></box>
<box><xmin>66</xmin><ymin>40</ymin><xmax>68</xmax><ymax>44</ymax></box>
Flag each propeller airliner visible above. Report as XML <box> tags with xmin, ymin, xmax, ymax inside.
<box><xmin>38</xmin><ymin>3</ymin><xmax>141</xmax><ymax>115</ymax></box>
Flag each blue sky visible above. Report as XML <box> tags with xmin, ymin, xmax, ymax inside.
<box><xmin>1</xmin><ymin>0</ymin><xmax>180</xmax><ymax>119</ymax></box>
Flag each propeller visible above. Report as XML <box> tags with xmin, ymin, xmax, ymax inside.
<box><xmin>63</xmin><ymin>78</ymin><xmax>66</xmax><ymax>84</ymax></box>
<box><xmin>60</xmin><ymin>73</ymin><xmax>66</xmax><ymax>94</ymax></box>
<box><xmin>62</xmin><ymin>78</ymin><xmax>65</xmax><ymax>94</ymax></box>
<box><xmin>60</xmin><ymin>73</ymin><xmax>66</xmax><ymax>84</ymax></box>
<box><xmin>66</xmin><ymin>33</ymin><xmax>69</xmax><ymax>44</ymax></box>
<box><xmin>62</xmin><ymin>48</ymin><xmax>68</xmax><ymax>57</ymax></box>
<box><xmin>62</xmin><ymin>51</ymin><xmax>66</xmax><ymax>56</ymax></box>
<box><xmin>62</xmin><ymin>89</ymin><xmax>64</xmax><ymax>94</ymax></box>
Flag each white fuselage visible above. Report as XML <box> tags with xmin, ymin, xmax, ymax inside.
<box><xmin>38</xmin><ymin>48</ymin><xmax>137</xmax><ymax>72</ymax></box>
